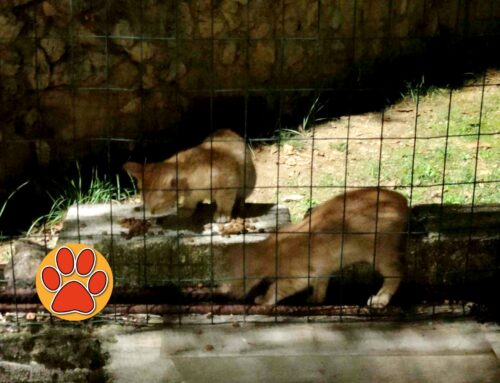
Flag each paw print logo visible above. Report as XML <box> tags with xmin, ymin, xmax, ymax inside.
<box><xmin>36</xmin><ymin>244</ymin><xmax>113</xmax><ymax>321</ymax></box>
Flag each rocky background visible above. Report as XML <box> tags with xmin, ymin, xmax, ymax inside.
<box><xmin>0</xmin><ymin>0</ymin><xmax>498</xmax><ymax>230</ymax></box>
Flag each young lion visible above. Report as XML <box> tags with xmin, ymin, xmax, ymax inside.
<box><xmin>124</xmin><ymin>129</ymin><xmax>256</xmax><ymax>223</ymax></box>
<box><xmin>214</xmin><ymin>188</ymin><xmax>409</xmax><ymax>308</ymax></box>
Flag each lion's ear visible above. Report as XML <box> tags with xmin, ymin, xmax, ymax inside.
<box><xmin>123</xmin><ymin>162</ymin><xmax>143</xmax><ymax>180</ymax></box>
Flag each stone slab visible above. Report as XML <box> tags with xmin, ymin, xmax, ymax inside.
<box><xmin>171</xmin><ymin>354</ymin><xmax>500</xmax><ymax>383</ymax></box>
<box><xmin>57</xmin><ymin>202</ymin><xmax>291</xmax><ymax>247</ymax></box>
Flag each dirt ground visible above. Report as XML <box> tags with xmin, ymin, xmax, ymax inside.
<box><xmin>248</xmin><ymin>70</ymin><xmax>500</xmax><ymax>221</ymax></box>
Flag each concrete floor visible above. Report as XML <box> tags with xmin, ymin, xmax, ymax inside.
<box><xmin>102</xmin><ymin>319</ymin><xmax>500</xmax><ymax>383</ymax></box>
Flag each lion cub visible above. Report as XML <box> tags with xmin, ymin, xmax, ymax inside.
<box><xmin>123</xmin><ymin>129</ymin><xmax>256</xmax><ymax>223</ymax></box>
<box><xmin>214</xmin><ymin>188</ymin><xmax>409</xmax><ymax>308</ymax></box>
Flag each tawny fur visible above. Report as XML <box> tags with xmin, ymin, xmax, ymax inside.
<box><xmin>123</xmin><ymin>129</ymin><xmax>256</xmax><ymax>223</ymax></box>
<box><xmin>214</xmin><ymin>188</ymin><xmax>409</xmax><ymax>308</ymax></box>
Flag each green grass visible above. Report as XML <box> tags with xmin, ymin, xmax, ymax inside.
<box><xmin>301</xmin><ymin>95</ymin><xmax>323</xmax><ymax>131</ymax></box>
<box><xmin>282</xmin><ymin>197</ymin><xmax>317</xmax><ymax>221</ymax></box>
<box><xmin>329</xmin><ymin>142</ymin><xmax>347</xmax><ymax>153</ymax></box>
<box><xmin>275</xmin><ymin>72</ymin><xmax>499</xmax><ymax>221</ymax></box>
<box><xmin>274</xmin><ymin>128</ymin><xmax>308</xmax><ymax>150</ymax></box>
<box><xmin>319</xmin><ymin>174</ymin><xmax>335</xmax><ymax>187</ymax></box>
<box><xmin>400</xmin><ymin>75</ymin><xmax>449</xmax><ymax>104</ymax></box>
<box><xmin>28</xmin><ymin>163</ymin><xmax>136</xmax><ymax>234</ymax></box>
<box><xmin>273</xmin><ymin>95</ymin><xmax>324</xmax><ymax>151</ymax></box>
<box><xmin>377</xmin><ymin>79</ymin><xmax>498</xmax><ymax>205</ymax></box>
<box><xmin>372</xmin><ymin>133</ymin><xmax>498</xmax><ymax>204</ymax></box>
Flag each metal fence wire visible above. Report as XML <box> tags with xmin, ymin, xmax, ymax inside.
<box><xmin>0</xmin><ymin>0</ymin><xmax>499</xmax><ymax>327</ymax></box>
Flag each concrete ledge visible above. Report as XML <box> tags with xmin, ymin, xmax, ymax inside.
<box><xmin>102</xmin><ymin>320</ymin><xmax>500</xmax><ymax>383</ymax></box>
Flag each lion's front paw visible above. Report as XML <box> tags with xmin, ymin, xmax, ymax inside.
<box><xmin>214</xmin><ymin>213</ymin><xmax>230</xmax><ymax>223</ymax></box>
<box><xmin>367</xmin><ymin>293</ymin><xmax>391</xmax><ymax>309</ymax></box>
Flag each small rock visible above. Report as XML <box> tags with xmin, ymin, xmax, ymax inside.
<box><xmin>109</xmin><ymin>59</ymin><xmax>139</xmax><ymax>88</ymax></box>
<box><xmin>250</xmin><ymin>52</ymin><xmax>273</xmax><ymax>81</ymax></box>
<box><xmin>42</xmin><ymin>1</ymin><xmax>58</xmax><ymax>17</ymax></box>
<box><xmin>284</xmin><ymin>44</ymin><xmax>304</xmax><ymax>68</ymax></box>
<box><xmin>51</xmin><ymin>62</ymin><xmax>69</xmax><ymax>86</ymax></box>
<box><xmin>142</xmin><ymin>64</ymin><xmax>157</xmax><ymax>88</ymax></box>
<box><xmin>221</xmin><ymin>41</ymin><xmax>237</xmax><ymax>65</ymax></box>
<box><xmin>305</xmin><ymin>3</ymin><xmax>318</xmax><ymax>31</ymax></box>
<box><xmin>0</xmin><ymin>50</ymin><xmax>20</xmax><ymax>77</ymax></box>
<box><xmin>250</xmin><ymin>22</ymin><xmax>270</xmax><ymax>38</ymax></box>
<box><xmin>126</xmin><ymin>42</ymin><xmax>155</xmax><ymax>63</ymax></box>
<box><xmin>40</xmin><ymin>38</ymin><xmax>66</xmax><ymax>63</ymax></box>
<box><xmin>88</xmin><ymin>51</ymin><xmax>106</xmax><ymax>69</ymax></box>
<box><xmin>221</xmin><ymin>0</ymin><xmax>241</xmax><ymax>31</ymax></box>
<box><xmin>253</xmin><ymin>41</ymin><xmax>275</xmax><ymax>64</ymax></box>
<box><xmin>112</xmin><ymin>20</ymin><xmax>135</xmax><ymax>48</ymax></box>
<box><xmin>198</xmin><ymin>16</ymin><xmax>225</xmax><ymax>38</ymax></box>
<box><xmin>4</xmin><ymin>241</ymin><xmax>47</xmax><ymax>289</ymax></box>
<box><xmin>178</xmin><ymin>2</ymin><xmax>194</xmax><ymax>36</ymax></box>
<box><xmin>120</xmin><ymin>97</ymin><xmax>141</xmax><ymax>114</ymax></box>
<box><xmin>0</xmin><ymin>12</ymin><xmax>24</xmax><ymax>42</ymax></box>
<box><xmin>27</xmin><ymin>49</ymin><xmax>50</xmax><ymax>90</ymax></box>
<box><xmin>162</xmin><ymin>61</ymin><xmax>188</xmax><ymax>82</ymax></box>
<box><xmin>221</xmin><ymin>0</ymin><xmax>238</xmax><ymax>15</ymax></box>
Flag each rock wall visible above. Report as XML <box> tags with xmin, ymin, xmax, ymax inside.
<box><xmin>0</xmin><ymin>0</ymin><xmax>498</xmax><ymax>192</ymax></box>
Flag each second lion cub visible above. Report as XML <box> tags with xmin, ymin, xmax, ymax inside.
<box><xmin>124</xmin><ymin>129</ymin><xmax>256</xmax><ymax>223</ymax></box>
<box><xmin>214</xmin><ymin>188</ymin><xmax>409</xmax><ymax>308</ymax></box>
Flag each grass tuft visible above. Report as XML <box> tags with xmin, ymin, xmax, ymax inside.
<box><xmin>28</xmin><ymin>163</ymin><xmax>135</xmax><ymax>234</ymax></box>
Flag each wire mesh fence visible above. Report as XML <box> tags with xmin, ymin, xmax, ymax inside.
<box><xmin>0</xmin><ymin>0</ymin><xmax>499</xmax><ymax>327</ymax></box>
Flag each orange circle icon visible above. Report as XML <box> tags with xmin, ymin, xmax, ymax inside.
<box><xmin>36</xmin><ymin>243</ymin><xmax>113</xmax><ymax>321</ymax></box>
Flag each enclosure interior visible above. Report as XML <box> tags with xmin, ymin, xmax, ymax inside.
<box><xmin>0</xmin><ymin>0</ymin><xmax>499</xmax><ymax>324</ymax></box>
